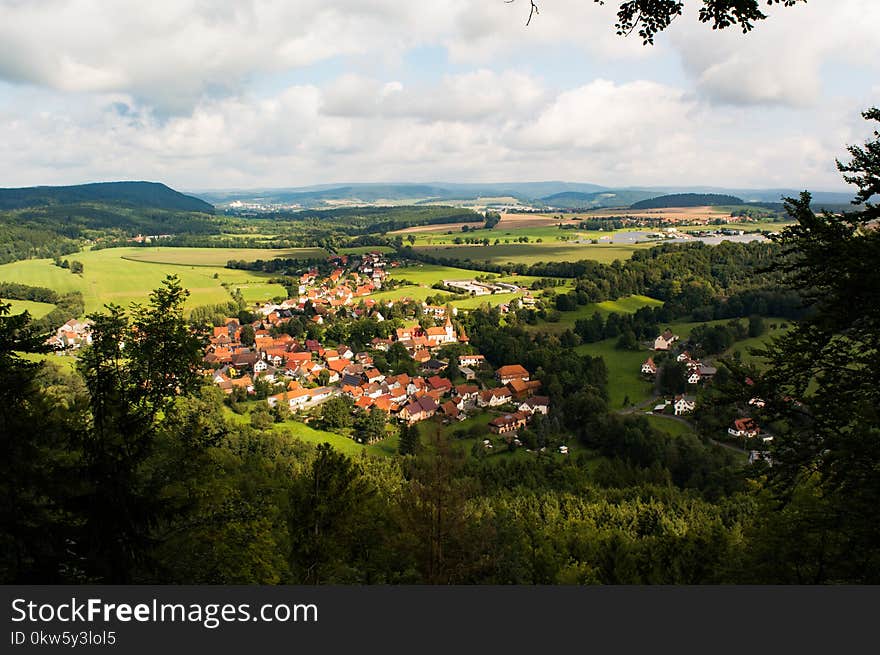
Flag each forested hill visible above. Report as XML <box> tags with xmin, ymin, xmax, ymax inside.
<box><xmin>0</xmin><ymin>181</ymin><xmax>214</xmax><ymax>213</ymax></box>
<box><xmin>630</xmin><ymin>193</ymin><xmax>744</xmax><ymax>209</ymax></box>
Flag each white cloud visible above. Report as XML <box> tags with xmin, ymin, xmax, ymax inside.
<box><xmin>670</xmin><ymin>0</ymin><xmax>880</xmax><ymax>107</ymax></box>
<box><xmin>0</xmin><ymin>0</ymin><xmax>874</xmax><ymax>190</ymax></box>
<box><xmin>0</xmin><ymin>73</ymin><xmax>863</xmax><ymax>191</ymax></box>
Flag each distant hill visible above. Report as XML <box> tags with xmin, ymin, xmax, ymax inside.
<box><xmin>630</xmin><ymin>193</ymin><xmax>744</xmax><ymax>209</ymax></box>
<box><xmin>0</xmin><ymin>181</ymin><xmax>214</xmax><ymax>213</ymax></box>
<box><xmin>195</xmin><ymin>181</ymin><xmax>611</xmax><ymax>208</ymax></box>
<box><xmin>540</xmin><ymin>190</ymin><xmax>658</xmax><ymax>209</ymax></box>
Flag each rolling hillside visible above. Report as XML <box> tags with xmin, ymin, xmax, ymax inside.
<box><xmin>0</xmin><ymin>181</ymin><xmax>214</xmax><ymax>213</ymax></box>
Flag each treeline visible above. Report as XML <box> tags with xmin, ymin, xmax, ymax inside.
<box><xmin>254</xmin><ymin>206</ymin><xmax>481</xmax><ymax>236</ymax></box>
<box><xmin>226</xmin><ymin>257</ymin><xmax>331</xmax><ymax>273</ymax></box>
<box><xmin>0</xmin><ymin>282</ymin><xmax>84</xmax><ymax>331</ymax></box>
<box><xmin>0</xmin><ymin>222</ymin><xmax>80</xmax><ymax>264</ymax></box>
<box><xmin>0</xmin><ymin>202</ymin><xmax>222</xmax><ymax>263</ymax></box>
<box><xmin>630</xmin><ymin>193</ymin><xmax>744</xmax><ymax>209</ymax></box>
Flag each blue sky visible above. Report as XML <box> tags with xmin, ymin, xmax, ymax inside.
<box><xmin>0</xmin><ymin>0</ymin><xmax>876</xmax><ymax>191</ymax></box>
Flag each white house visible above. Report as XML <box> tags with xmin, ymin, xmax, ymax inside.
<box><xmin>728</xmin><ymin>418</ymin><xmax>760</xmax><ymax>439</ymax></box>
<box><xmin>653</xmin><ymin>329</ymin><xmax>678</xmax><ymax>351</ymax></box>
<box><xmin>674</xmin><ymin>395</ymin><xmax>695</xmax><ymax>415</ymax></box>
<box><xmin>641</xmin><ymin>357</ymin><xmax>657</xmax><ymax>375</ymax></box>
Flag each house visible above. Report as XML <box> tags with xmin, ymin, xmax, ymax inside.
<box><xmin>653</xmin><ymin>330</ymin><xmax>678</xmax><ymax>351</ymax></box>
<box><xmin>687</xmin><ymin>369</ymin><xmax>702</xmax><ymax>385</ymax></box>
<box><xmin>698</xmin><ymin>364</ymin><xmax>717</xmax><ymax>380</ymax></box>
<box><xmin>478</xmin><ymin>387</ymin><xmax>512</xmax><ymax>408</ymax></box>
<box><xmin>459</xmin><ymin>366</ymin><xmax>477</xmax><ymax>381</ymax></box>
<box><xmin>440</xmin><ymin>401</ymin><xmax>462</xmax><ymax>421</ymax></box>
<box><xmin>749</xmin><ymin>397</ymin><xmax>766</xmax><ymax>408</ymax></box>
<box><xmin>422</xmin><ymin>359</ymin><xmax>448</xmax><ymax>374</ymax></box>
<box><xmin>488</xmin><ymin>411</ymin><xmax>528</xmax><ymax>434</ymax></box>
<box><xmin>308</xmin><ymin>386</ymin><xmax>334</xmax><ymax>404</ymax></box>
<box><xmin>728</xmin><ymin>418</ymin><xmax>760</xmax><ymax>439</ymax></box>
<box><xmin>506</xmin><ymin>377</ymin><xmax>538</xmax><ymax>400</ymax></box>
<box><xmin>519</xmin><ymin>396</ymin><xmax>549</xmax><ymax>415</ymax></box>
<box><xmin>641</xmin><ymin>357</ymin><xmax>657</xmax><ymax>375</ymax></box>
<box><xmin>674</xmin><ymin>395</ymin><xmax>695</xmax><ymax>415</ymax></box>
<box><xmin>427</xmin><ymin>375</ymin><xmax>453</xmax><ymax>394</ymax></box>
<box><xmin>454</xmin><ymin>384</ymin><xmax>480</xmax><ymax>404</ymax></box>
<box><xmin>267</xmin><ymin>388</ymin><xmax>312</xmax><ymax>410</ymax></box>
<box><xmin>399</xmin><ymin>396</ymin><xmax>438</xmax><ymax>424</ymax></box>
<box><xmin>495</xmin><ymin>364</ymin><xmax>530</xmax><ymax>385</ymax></box>
<box><xmin>459</xmin><ymin>354</ymin><xmax>486</xmax><ymax>367</ymax></box>
<box><xmin>653</xmin><ymin>400</ymin><xmax>671</xmax><ymax>414</ymax></box>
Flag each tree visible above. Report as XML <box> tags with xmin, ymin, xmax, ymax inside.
<box><xmin>250</xmin><ymin>403</ymin><xmax>274</xmax><ymax>430</ymax></box>
<box><xmin>396</xmin><ymin>428</ymin><xmax>475</xmax><ymax>583</ymax></box>
<box><xmin>398</xmin><ymin>422</ymin><xmax>420</xmax><ymax>456</ymax></box>
<box><xmin>74</xmin><ymin>274</ymin><xmax>206</xmax><ymax>582</ymax></box>
<box><xmin>749</xmin><ymin>108</ymin><xmax>880</xmax><ymax>582</ymax></box>
<box><xmin>287</xmin><ymin>443</ymin><xmax>376</xmax><ymax>583</ymax></box>
<box><xmin>239</xmin><ymin>324</ymin><xmax>255</xmax><ymax>346</ymax></box>
<box><xmin>320</xmin><ymin>396</ymin><xmax>354</xmax><ymax>431</ymax></box>
<box><xmin>747</xmin><ymin>314</ymin><xmax>765</xmax><ymax>338</ymax></box>
<box><xmin>511</xmin><ymin>1</ymin><xmax>807</xmax><ymax>44</ymax></box>
<box><xmin>0</xmin><ymin>303</ymin><xmax>84</xmax><ymax>582</ymax></box>
<box><xmin>658</xmin><ymin>360</ymin><xmax>687</xmax><ymax>395</ymax></box>
<box><xmin>70</xmin><ymin>260</ymin><xmax>84</xmax><ymax>274</ymax></box>
<box><xmin>355</xmin><ymin>408</ymin><xmax>388</xmax><ymax>444</ymax></box>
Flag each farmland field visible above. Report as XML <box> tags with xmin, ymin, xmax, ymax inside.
<box><xmin>530</xmin><ymin>294</ymin><xmax>663</xmax><ymax>334</ymax></box>
<box><xmin>121</xmin><ymin>246</ymin><xmax>328</xmax><ymax>266</ymax></box>
<box><xmin>415</xmin><ymin>241</ymin><xmax>651</xmax><ymax>266</ymax></box>
<box><xmin>0</xmin><ymin>248</ymin><xmax>285</xmax><ymax>315</ymax></box>
<box><xmin>2</xmin><ymin>298</ymin><xmax>56</xmax><ymax>318</ymax></box>
<box><xmin>384</xmin><ymin>263</ymin><xmax>490</xmax><ymax>286</ymax></box>
<box><xmin>337</xmin><ymin>245</ymin><xmax>395</xmax><ymax>255</ymax></box>
<box><xmin>450</xmin><ymin>292</ymin><xmax>520</xmax><ymax>310</ymax></box>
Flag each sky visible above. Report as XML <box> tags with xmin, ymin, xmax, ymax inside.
<box><xmin>0</xmin><ymin>0</ymin><xmax>877</xmax><ymax>192</ymax></box>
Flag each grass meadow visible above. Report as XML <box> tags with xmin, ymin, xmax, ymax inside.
<box><xmin>2</xmin><ymin>298</ymin><xmax>56</xmax><ymax>318</ymax></box>
<box><xmin>0</xmin><ymin>248</ymin><xmax>287</xmax><ymax>314</ymax></box>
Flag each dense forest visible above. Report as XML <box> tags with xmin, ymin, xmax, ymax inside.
<box><xmin>630</xmin><ymin>193</ymin><xmax>744</xmax><ymax>209</ymax></box>
<box><xmin>0</xmin><ymin>181</ymin><xmax>213</xmax><ymax>212</ymax></box>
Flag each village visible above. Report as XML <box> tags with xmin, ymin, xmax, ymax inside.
<box><xmin>639</xmin><ymin>328</ymin><xmax>773</xmax><ymax>465</ymax></box>
<box><xmin>202</xmin><ymin>251</ymin><xmax>548</xmax><ymax>451</ymax></box>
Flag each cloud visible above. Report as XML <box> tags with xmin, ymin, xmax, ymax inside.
<box><xmin>670</xmin><ymin>0</ymin><xmax>880</xmax><ymax>107</ymax></box>
<box><xmin>0</xmin><ymin>1</ymin><xmax>872</xmax><ymax>190</ymax></box>
<box><xmin>321</xmin><ymin>70</ymin><xmax>546</xmax><ymax>121</ymax></box>
<box><xmin>0</xmin><ymin>72</ymin><xmax>861</xmax><ymax>191</ymax></box>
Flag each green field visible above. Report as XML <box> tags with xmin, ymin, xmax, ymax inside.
<box><xmin>531</xmin><ymin>294</ymin><xmax>663</xmax><ymax>334</ymax></box>
<box><xmin>385</xmin><ymin>263</ymin><xmax>491</xmax><ymax>286</ymax></box>
<box><xmin>0</xmin><ymin>248</ymin><xmax>285</xmax><ymax>315</ymax></box>
<box><xmin>416</xmin><ymin>241</ymin><xmax>651</xmax><ymax>266</ymax></box>
<box><xmin>368</xmin><ymin>286</ymin><xmax>436</xmax><ymax>303</ymax></box>
<box><xmin>233</xmin><ymin>282</ymin><xmax>289</xmax><ymax>303</ymax></box>
<box><xmin>121</xmin><ymin>246</ymin><xmax>328</xmax><ymax>267</ymax></box>
<box><xmin>726</xmin><ymin>323</ymin><xmax>790</xmax><ymax>368</ymax></box>
<box><xmin>226</xmin><ymin>405</ymin><xmax>398</xmax><ymax>458</ymax></box>
<box><xmin>577</xmin><ymin>339</ymin><xmax>655</xmax><ymax>409</ymax></box>
<box><xmin>644</xmin><ymin>415</ymin><xmax>697</xmax><ymax>437</ymax></box>
<box><xmin>2</xmin><ymin>298</ymin><xmax>56</xmax><ymax>318</ymax></box>
<box><xmin>337</xmin><ymin>246</ymin><xmax>395</xmax><ymax>255</ymax></box>
<box><xmin>450</xmin><ymin>292</ymin><xmax>521</xmax><ymax>310</ymax></box>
